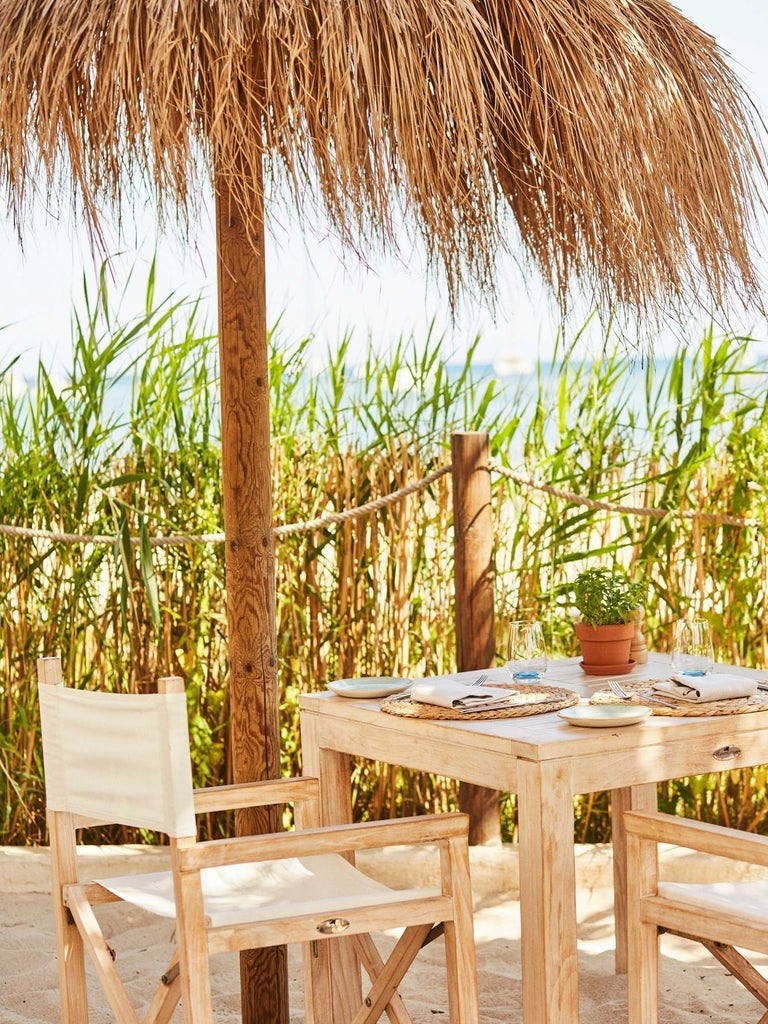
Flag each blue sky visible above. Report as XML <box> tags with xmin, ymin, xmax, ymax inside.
<box><xmin>1</xmin><ymin>0</ymin><xmax>767</xmax><ymax>378</ymax></box>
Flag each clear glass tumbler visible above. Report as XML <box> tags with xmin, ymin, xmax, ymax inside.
<box><xmin>670</xmin><ymin>617</ymin><xmax>715</xmax><ymax>677</ymax></box>
<box><xmin>506</xmin><ymin>620</ymin><xmax>548</xmax><ymax>681</ymax></box>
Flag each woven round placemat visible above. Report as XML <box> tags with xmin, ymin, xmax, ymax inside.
<box><xmin>381</xmin><ymin>683</ymin><xmax>580</xmax><ymax>721</ymax></box>
<box><xmin>590</xmin><ymin>680</ymin><xmax>768</xmax><ymax>717</ymax></box>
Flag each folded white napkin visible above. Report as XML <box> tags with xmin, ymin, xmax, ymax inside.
<box><xmin>652</xmin><ymin>673</ymin><xmax>757</xmax><ymax>703</ymax></box>
<box><xmin>410</xmin><ymin>678</ymin><xmax>516</xmax><ymax>709</ymax></box>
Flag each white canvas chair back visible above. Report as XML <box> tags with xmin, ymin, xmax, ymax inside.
<box><xmin>625</xmin><ymin>809</ymin><xmax>768</xmax><ymax>1024</ymax></box>
<box><xmin>38</xmin><ymin>656</ymin><xmax>480</xmax><ymax>1024</ymax></box>
<box><xmin>38</xmin><ymin>682</ymin><xmax>195</xmax><ymax>836</ymax></box>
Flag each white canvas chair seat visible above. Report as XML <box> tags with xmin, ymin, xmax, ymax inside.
<box><xmin>657</xmin><ymin>879</ymin><xmax>768</xmax><ymax>925</ymax></box>
<box><xmin>101</xmin><ymin>854</ymin><xmax>441</xmax><ymax>928</ymax></box>
<box><xmin>626</xmin><ymin>810</ymin><xmax>768</xmax><ymax>1024</ymax></box>
<box><xmin>37</xmin><ymin>656</ymin><xmax>480</xmax><ymax>1024</ymax></box>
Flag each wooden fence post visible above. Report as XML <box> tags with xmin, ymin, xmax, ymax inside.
<box><xmin>451</xmin><ymin>432</ymin><xmax>501</xmax><ymax>845</ymax></box>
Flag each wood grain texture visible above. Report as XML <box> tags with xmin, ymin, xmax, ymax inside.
<box><xmin>297</xmin><ymin>712</ymin><xmax>360</xmax><ymax>1020</ymax></box>
<box><xmin>610</xmin><ymin>784</ymin><xmax>657</xmax><ymax>974</ymax></box>
<box><xmin>626</xmin><ymin>827</ymin><xmax>660</xmax><ymax>1024</ymax></box>
<box><xmin>451</xmin><ymin>432</ymin><xmax>495</xmax><ymax>674</ymax></box>
<box><xmin>517</xmin><ymin>758</ymin><xmax>579</xmax><ymax>1024</ymax></box>
<box><xmin>451</xmin><ymin>432</ymin><xmax>499</xmax><ymax>844</ymax></box>
<box><xmin>215</xmin><ymin>157</ymin><xmax>286</xmax><ymax>1021</ymax></box>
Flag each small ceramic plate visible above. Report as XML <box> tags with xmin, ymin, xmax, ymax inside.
<box><xmin>328</xmin><ymin>677</ymin><xmax>412</xmax><ymax>699</ymax></box>
<box><xmin>558</xmin><ymin>704</ymin><xmax>652</xmax><ymax>728</ymax></box>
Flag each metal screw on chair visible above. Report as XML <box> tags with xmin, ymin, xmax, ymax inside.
<box><xmin>316</xmin><ymin>917</ymin><xmax>351</xmax><ymax>934</ymax></box>
<box><xmin>713</xmin><ymin>745</ymin><xmax>742</xmax><ymax>761</ymax></box>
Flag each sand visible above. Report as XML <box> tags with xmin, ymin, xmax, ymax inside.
<box><xmin>1</xmin><ymin>843</ymin><xmax>764</xmax><ymax>1023</ymax></box>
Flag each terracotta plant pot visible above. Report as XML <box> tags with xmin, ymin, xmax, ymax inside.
<box><xmin>574</xmin><ymin>621</ymin><xmax>635</xmax><ymax>676</ymax></box>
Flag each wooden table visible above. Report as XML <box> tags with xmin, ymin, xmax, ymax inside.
<box><xmin>299</xmin><ymin>654</ymin><xmax>768</xmax><ymax>1024</ymax></box>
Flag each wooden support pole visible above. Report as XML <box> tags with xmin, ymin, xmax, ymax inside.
<box><xmin>451</xmin><ymin>432</ymin><xmax>501</xmax><ymax>845</ymax></box>
<box><xmin>216</xmin><ymin>161</ymin><xmax>288</xmax><ymax>1022</ymax></box>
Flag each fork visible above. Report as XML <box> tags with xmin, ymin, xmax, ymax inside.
<box><xmin>607</xmin><ymin>678</ymin><xmax>677</xmax><ymax>708</ymax></box>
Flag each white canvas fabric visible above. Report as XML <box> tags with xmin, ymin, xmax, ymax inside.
<box><xmin>100</xmin><ymin>854</ymin><xmax>442</xmax><ymax>928</ymax></box>
<box><xmin>38</xmin><ymin>684</ymin><xmax>196</xmax><ymax>837</ymax></box>
<box><xmin>658</xmin><ymin>880</ymin><xmax>768</xmax><ymax>919</ymax></box>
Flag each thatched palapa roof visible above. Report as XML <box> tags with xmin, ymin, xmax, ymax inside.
<box><xmin>0</xmin><ymin>0</ymin><xmax>764</xmax><ymax>321</ymax></box>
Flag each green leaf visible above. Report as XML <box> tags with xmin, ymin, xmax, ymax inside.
<box><xmin>139</xmin><ymin>515</ymin><xmax>161</xmax><ymax>635</ymax></box>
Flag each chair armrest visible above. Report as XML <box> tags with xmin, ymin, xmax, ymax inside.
<box><xmin>193</xmin><ymin>776</ymin><xmax>320</xmax><ymax>814</ymax></box>
<box><xmin>179</xmin><ymin>812</ymin><xmax>469</xmax><ymax>872</ymax></box>
<box><xmin>624</xmin><ymin>810</ymin><xmax>768</xmax><ymax>870</ymax></box>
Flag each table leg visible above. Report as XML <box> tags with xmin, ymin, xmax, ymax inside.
<box><xmin>299</xmin><ymin>714</ymin><xmax>361</xmax><ymax>1024</ymax></box>
<box><xmin>517</xmin><ymin>758</ymin><xmax>579</xmax><ymax>1024</ymax></box>
<box><xmin>610</xmin><ymin>784</ymin><xmax>658</xmax><ymax>974</ymax></box>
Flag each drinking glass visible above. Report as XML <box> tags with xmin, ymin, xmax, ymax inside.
<box><xmin>506</xmin><ymin>620</ymin><xmax>548</xmax><ymax>681</ymax></box>
<box><xmin>670</xmin><ymin>617</ymin><xmax>715</xmax><ymax>676</ymax></box>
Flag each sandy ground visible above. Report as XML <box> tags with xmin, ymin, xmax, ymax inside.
<box><xmin>1</xmin><ymin>843</ymin><xmax>765</xmax><ymax>1023</ymax></box>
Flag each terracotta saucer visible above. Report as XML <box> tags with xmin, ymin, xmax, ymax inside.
<box><xmin>579</xmin><ymin>659</ymin><xmax>636</xmax><ymax>677</ymax></box>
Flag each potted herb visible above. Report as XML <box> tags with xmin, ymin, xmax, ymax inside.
<box><xmin>572</xmin><ymin>567</ymin><xmax>645</xmax><ymax>675</ymax></box>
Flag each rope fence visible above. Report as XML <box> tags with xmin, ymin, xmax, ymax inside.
<box><xmin>0</xmin><ymin>461</ymin><xmax>761</xmax><ymax>548</ymax></box>
<box><xmin>273</xmin><ymin>465</ymin><xmax>452</xmax><ymax>537</ymax></box>
<box><xmin>491</xmin><ymin>464</ymin><xmax>763</xmax><ymax>529</ymax></box>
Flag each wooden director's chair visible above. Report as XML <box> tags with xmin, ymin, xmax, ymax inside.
<box><xmin>37</xmin><ymin>656</ymin><xmax>479</xmax><ymax>1023</ymax></box>
<box><xmin>626</xmin><ymin>808</ymin><xmax>768</xmax><ymax>1023</ymax></box>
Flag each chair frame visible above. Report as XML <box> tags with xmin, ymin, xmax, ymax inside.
<box><xmin>39</xmin><ymin>656</ymin><xmax>479</xmax><ymax>1024</ymax></box>
<box><xmin>625</xmin><ymin>808</ymin><xmax>768</xmax><ymax>1024</ymax></box>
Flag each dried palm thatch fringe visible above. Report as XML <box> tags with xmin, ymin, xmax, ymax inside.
<box><xmin>0</xmin><ymin>0</ymin><xmax>763</xmax><ymax>322</ymax></box>
<box><xmin>489</xmin><ymin>0</ymin><xmax>768</xmax><ymax>319</ymax></box>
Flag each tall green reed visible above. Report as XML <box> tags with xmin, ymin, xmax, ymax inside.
<box><xmin>2</xmin><ymin>265</ymin><xmax>768</xmax><ymax>844</ymax></box>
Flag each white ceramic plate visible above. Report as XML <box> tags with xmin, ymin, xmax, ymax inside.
<box><xmin>557</xmin><ymin>704</ymin><xmax>652</xmax><ymax>728</ymax></box>
<box><xmin>328</xmin><ymin>677</ymin><xmax>412</xmax><ymax>699</ymax></box>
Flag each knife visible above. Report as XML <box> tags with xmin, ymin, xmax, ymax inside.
<box><xmin>633</xmin><ymin>693</ymin><xmax>679</xmax><ymax>708</ymax></box>
<box><xmin>458</xmin><ymin>695</ymin><xmax>563</xmax><ymax>714</ymax></box>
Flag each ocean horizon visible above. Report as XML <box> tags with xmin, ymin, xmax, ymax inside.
<box><xmin>5</xmin><ymin>347</ymin><xmax>767</xmax><ymax>455</ymax></box>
